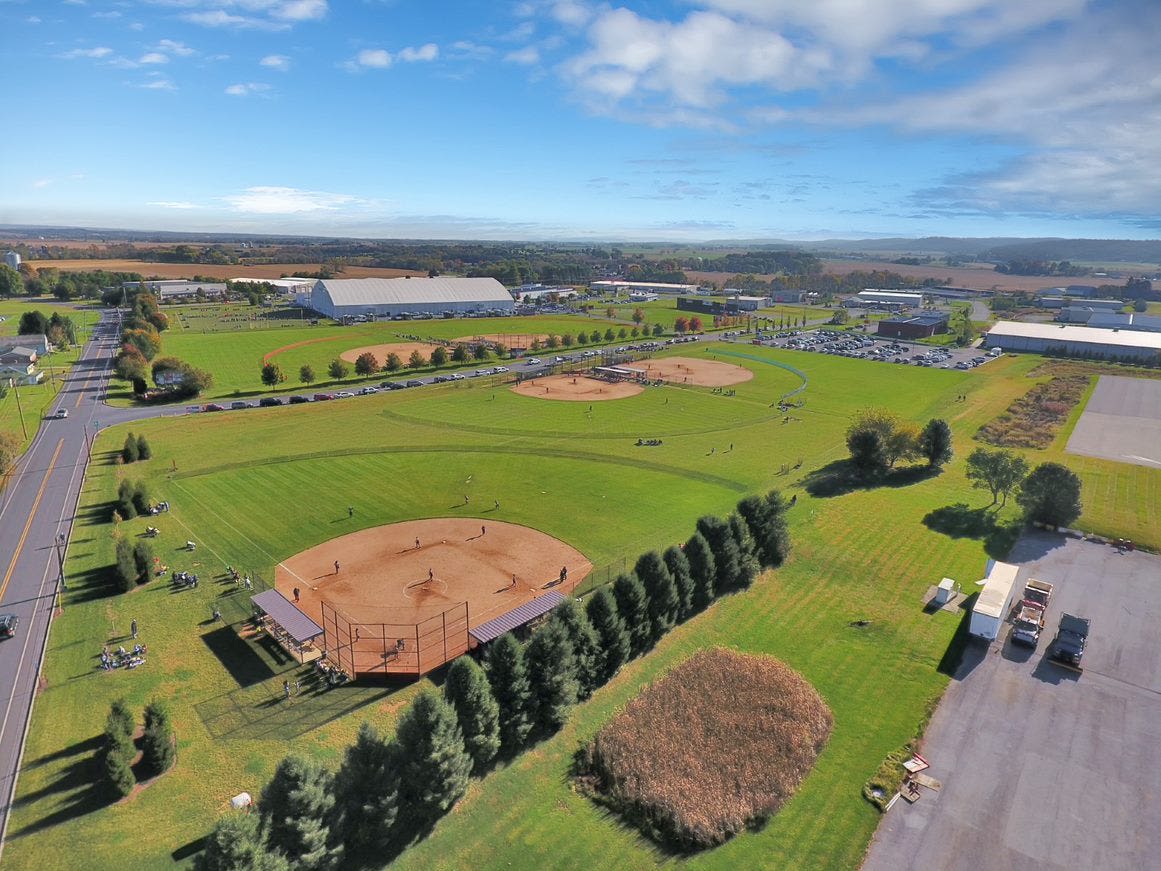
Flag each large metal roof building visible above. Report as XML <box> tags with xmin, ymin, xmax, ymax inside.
<box><xmin>309</xmin><ymin>276</ymin><xmax>514</xmax><ymax>319</ymax></box>
<box><xmin>984</xmin><ymin>321</ymin><xmax>1161</xmax><ymax>361</ymax></box>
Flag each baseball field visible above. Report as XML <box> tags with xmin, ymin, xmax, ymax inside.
<box><xmin>6</xmin><ymin>330</ymin><xmax>1160</xmax><ymax>870</ymax></box>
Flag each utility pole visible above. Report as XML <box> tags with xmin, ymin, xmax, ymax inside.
<box><xmin>54</xmin><ymin>532</ymin><xmax>68</xmax><ymax>613</ymax></box>
<box><xmin>11</xmin><ymin>379</ymin><xmax>27</xmax><ymax>439</ymax></box>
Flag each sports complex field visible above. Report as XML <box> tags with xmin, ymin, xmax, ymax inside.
<box><xmin>6</xmin><ymin>312</ymin><xmax>1161</xmax><ymax>870</ymax></box>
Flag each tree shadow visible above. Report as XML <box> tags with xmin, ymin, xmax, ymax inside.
<box><xmin>922</xmin><ymin>503</ymin><xmax>1023</xmax><ymax>560</ymax></box>
<box><xmin>200</xmin><ymin>625</ymin><xmax>277</xmax><ymax>687</ymax></box>
<box><xmin>7</xmin><ymin>749</ymin><xmax>114</xmax><ymax>840</ymax></box>
<box><xmin>64</xmin><ymin>565</ymin><xmax>118</xmax><ymax>605</ymax></box>
<box><xmin>802</xmin><ymin>459</ymin><xmax>941</xmax><ymax>498</ymax></box>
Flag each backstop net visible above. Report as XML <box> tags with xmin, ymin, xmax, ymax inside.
<box><xmin>319</xmin><ymin>600</ymin><xmax>470</xmax><ymax>677</ymax></box>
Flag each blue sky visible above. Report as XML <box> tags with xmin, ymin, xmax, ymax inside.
<box><xmin>1</xmin><ymin>0</ymin><xmax>1158</xmax><ymax>241</ymax></box>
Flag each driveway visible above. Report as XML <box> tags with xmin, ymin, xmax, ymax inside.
<box><xmin>862</xmin><ymin>531</ymin><xmax>1161</xmax><ymax>871</ymax></box>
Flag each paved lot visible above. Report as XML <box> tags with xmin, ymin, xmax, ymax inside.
<box><xmin>863</xmin><ymin>532</ymin><xmax>1161</xmax><ymax>871</ymax></box>
<box><xmin>1066</xmin><ymin>375</ymin><xmax>1161</xmax><ymax>469</ymax></box>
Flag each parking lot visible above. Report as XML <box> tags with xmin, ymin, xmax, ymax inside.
<box><xmin>754</xmin><ymin>328</ymin><xmax>999</xmax><ymax>370</ymax></box>
<box><xmin>863</xmin><ymin>532</ymin><xmax>1161</xmax><ymax>871</ymax></box>
<box><xmin>1066</xmin><ymin>375</ymin><xmax>1161</xmax><ymax>470</ymax></box>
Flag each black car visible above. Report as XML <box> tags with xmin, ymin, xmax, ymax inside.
<box><xmin>405</xmin><ymin>379</ymin><xmax>424</xmax><ymax>387</ymax></box>
<box><xmin>381</xmin><ymin>381</ymin><xmax>408</xmax><ymax>390</ymax></box>
<box><xmin>288</xmin><ymin>395</ymin><xmax>310</xmax><ymax>404</ymax></box>
<box><xmin>0</xmin><ymin>614</ymin><xmax>18</xmax><ymax>638</ymax></box>
<box><xmin>259</xmin><ymin>397</ymin><xmax>284</xmax><ymax>407</ymax></box>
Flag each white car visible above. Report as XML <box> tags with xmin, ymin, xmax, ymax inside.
<box><xmin>53</xmin><ymin>408</ymin><xmax>68</xmax><ymax>419</ymax></box>
<box><xmin>335</xmin><ymin>391</ymin><xmax>355</xmax><ymax>398</ymax></box>
<box><xmin>358</xmin><ymin>386</ymin><xmax>378</xmax><ymax>395</ymax></box>
<box><xmin>449</xmin><ymin>373</ymin><xmax>466</xmax><ymax>381</ymax></box>
<box><xmin>494</xmin><ymin>366</ymin><xmax>509</xmax><ymax>373</ymax></box>
<box><xmin>526</xmin><ymin>358</ymin><xmax>542</xmax><ymax>365</ymax></box>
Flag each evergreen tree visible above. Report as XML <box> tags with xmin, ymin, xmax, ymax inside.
<box><xmin>135</xmin><ymin>433</ymin><xmax>152</xmax><ymax>460</ymax></box>
<box><xmin>102</xmin><ymin>698</ymin><xmax>136</xmax><ymax>797</ymax></box>
<box><xmin>485</xmin><ymin>633</ymin><xmax>532</xmax><ymax>754</ymax></box>
<box><xmin>259</xmin><ymin>755</ymin><xmax>341</xmax><ymax>871</ymax></box>
<box><xmin>662</xmin><ymin>545</ymin><xmax>694</xmax><ymax>622</ymax></box>
<box><xmin>684</xmin><ymin>532</ymin><xmax>717</xmax><ymax>612</ymax></box>
<box><xmin>142</xmin><ymin>700</ymin><xmax>175</xmax><ymax>775</ymax></box>
<box><xmin>114</xmin><ymin>536</ymin><xmax>137</xmax><ymax>593</ymax></box>
<box><xmin>117</xmin><ymin>479</ymin><xmax>138</xmax><ymax>519</ymax></box>
<box><xmin>696</xmin><ymin>516</ymin><xmax>741</xmax><ymax>595</ymax></box>
<box><xmin>634</xmin><ymin>551</ymin><xmax>678</xmax><ymax>642</ymax></box>
<box><xmin>395</xmin><ymin>690</ymin><xmax>472</xmax><ymax>826</ymax></box>
<box><xmin>133</xmin><ymin>541</ymin><xmax>153</xmax><ymax>585</ymax></box>
<box><xmin>444</xmin><ymin>657</ymin><xmax>501</xmax><ymax>774</ymax></box>
<box><xmin>584</xmin><ymin>587</ymin><xmax>629</xmax><ymax>683</ymax></box>
<box><xmin>198</xmin><ymin>812</ymin><xmax>290</xmax><ymax>871</ymax></box>
<box><xmin>524</xmin><ymin>621</ymin><xmax>578</xmax><ymax>733</ymax></box>
<box><xmin>611</xmin><ymin>573</ymin><xmax>650</xmax><ymax>656</ymax></box>
<box><xmin>122</xmin><ymin>432</ymin><xmax>139</xmax><ymax>463</ymax></box>
<box><xmin>331</xmin><ymin>722</ymin><xmax>398</xmax><ymax>856</ymax></box>
<box><xmin>132</xmin><ymin>480</ymin><xmax>151</xmax><ymax>515</ymax></box>
<box><xmin>548</xmin><ymin>598</ymin><xmax>601</xmax><ymax>699</ymax></box>
<box><xmin>728</xmin><ymin>513</ymin><xmax>761</xmax><ymax>589</ymax></box>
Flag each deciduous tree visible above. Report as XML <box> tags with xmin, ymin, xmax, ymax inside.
<box><xmin>260</xmin><ymin>363</ymin><xmax>286</xmax><ymax>387</ymax></box>
<box><xmin>966</xmin><ymin>447</ymin><xmax>1028</xmax><ymax>506</ymax></box>
<box><xmin>354</xmin><ymin>352</ymin><xmax>378</xmax><ymax>376</ymax></box>
<box><xmin>327</xmin><ymin>359</ymin><xmax>349</xmax><ymax>380</ymax></box>
<box><xmin>918</xmin><ymin>418</ymin><xmax>953</xmax><ymax>467</ymax></box>
<box><xmin>1016</xmin><ymin>462</ymin><xmax>1083</xmax><ymax>529</ymax></box>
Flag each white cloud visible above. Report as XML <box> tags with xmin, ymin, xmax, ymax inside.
<box><xmin>224</xmin><ymin>82</ymin><xmax>272</xmax><ymax>97</ymax></box>
<box><xmin>140</xmin><ymin>77</ymin><xmax>177</xmax><ymax>91</ymax></box>
<box><xmin>148</xmin><ymin>201</ymin><xmax>198</xmax><ymax>209</ymax></box>
<box><xmin>272</xmin><ymin>0</ymin><xmax>327</xmax><ymax>22</ymax></box>
<box><xmin>139</xmin><ymin>52</ymin><xmax>169</xmax><ymax>65</ymax></box>
<box><xmin>181</xmin><ymin>1</ymin><xmax>328</xmax><ymax>31</ymax></box>
<box><xmin>224</xmin><ymin>186</ymin><xmax>358</xmax><ymax>214</ymax></box>
<box><xmin>398</xmin><ymin>43</ymin><xmax>438</xmax><ymax>63</ymax></box>
<box><xmin>60</xmin><ymin>47</ymin><xmax>113</xmax><ymax>60</ymax></box>
<box><xmin>505</xmin><ymin>46</ymin><xmax>540</xmax><ymax>65</ymax></box>
<box><xmin>156</xmin><ymin>39</ymin><xmax>196</xmax><ymax>57</ymax></box>
<box><xmin>448</xmin><ymin>41</ymin><xmax>493</xmax><ymax>61</ymax></box>
<box><xmin>32</xmin><ymin>179</ymin><xmax>53</xmax><ymax>189</ymax></box>
<box><xmin>550</xmin><ymin>1</ymin><xmax>590</xmax><ymax>27</ymax></box>
<box><xmin>27</xmin><ymin>16</ymin><xmax>42</xmax><ymax>24</ymax></box>
<box><xmin>347</xmin><ymin>48</ymin><xmax>392</xmax><ymax>70</ymax></box>
<box><xmin>260</xmin><ymin>54</ymin><xmax>291</xmax><ymax>71</ymax></box>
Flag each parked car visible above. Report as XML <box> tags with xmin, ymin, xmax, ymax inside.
<box><xmin>0</xmin><ymin>614</ymin><xmax>18</xmax><ymax>638</ymax></box>
<box><xmin>526</xmin><ymin>357</ymin><xmax>542</xmax><ymax>365</ymax></box>
<box><xmin>288</xmin><ymin>395</ymin><xmax>310</xmax><ymax>404</ymax></box>
<box><xmin>449</xmin><ymin>373</ymin><xmax>466</xmax><ymax>381</ymax></box>
<box><xmin>259</xmin><ymin>397</ymin><xmax>284</xmax><ymax>407</ymax></box>
<box><xmin>1052</xmin><ymin>613</ymin><xmax>1091</xmax><ymax>668</ymax></box>
<box><xmin>405</xmin><ymin>379</ymin><xmax>424</xmax><ymax>387</ymax></box>
<box><xmin>493</xmin><ymin>366</ymin><xmax>509</xmax><ymax>373</ymax></box>
<box><xmin>313</xmin><ymin>392</ymin><xmax>335</xmax><ymax>401</ymax></box>
<box><xmin>358</xmin><ymin>386</ymin><xmax>378</xmax><ymax>395</ymax></box>
<box><xmin>433</xmin><ymin>375</ymin><xmax>451</xmax><ymax>383</ymax></box>
<box><xmin>203</xmin><ymin>403</ymin><xmax>225</xmax><ymax>412</ymax></box>
<box><xmin>230</xmin><ymin>401</ymin><xmax>251</xmax><ymax>410</ymax></box>
<box><xmin>334</xmin><ymin>391</ymin><xmax>355</xmax><ymax>399</ymax></box>
<box><xmin>381</xmin><ymin>381</ymin><xmax>408</xmax><ymax>390</ymax></box>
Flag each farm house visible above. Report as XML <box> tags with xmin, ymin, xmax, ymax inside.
<box><xmin>307</xmin><ymin>276</ymin><xmax>515</xmax><ymax>319</ymax></box>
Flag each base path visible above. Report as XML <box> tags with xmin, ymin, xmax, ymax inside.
<box><xmin>639</xmin><ymin>356</ymin><xmax>752</xmax><ymax>387</ymax></box>
<box><xmin>339</xmin><ymin>341</ymin><xmax>442</xmax><ymax>365</ymax></box>
<box><xmin>274</xmin><ymin>519</ymin><xmax>591</xmax><ymax>674</ymax></box>
<box><xmin>511</xmin><ymin>374</ymin><xmax>643</xmax><ymax>401</ymax></box>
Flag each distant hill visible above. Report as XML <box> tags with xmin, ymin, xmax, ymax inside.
<box><xmin>786</xmin><ymin>236</ymin><xmax>1161</xmax><ymax>264</ymax></box>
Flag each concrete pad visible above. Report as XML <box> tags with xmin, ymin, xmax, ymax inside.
<box><xmin>1066</xmin><ymin>375</ymin><xmax>1161</xmax><ymax>469</ymax></box>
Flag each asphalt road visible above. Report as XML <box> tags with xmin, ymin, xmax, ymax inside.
<box><xmin>0</xmin><ymin>309</ymin><xmax>144</xmax><ymax>856</ymax></box>
<box><xmin>862</xmin><ymin>532</ymin><xmax>1161</xmax><ymax>871</ymax></box>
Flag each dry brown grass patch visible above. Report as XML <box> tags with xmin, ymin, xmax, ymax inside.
<box><xmin>577</xmin><ymin>648</ymin><xmax>832</xmax><ymax>851</ymax></box>
<box><xmin>976</xmin><ymin>374</ymin><xmax>1091</xmax><ymax>448</ymax></box>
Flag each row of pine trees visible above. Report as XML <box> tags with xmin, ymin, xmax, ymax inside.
<box><xmin>197</xmin><ymin>490</ymin><xmax>792</xmax><ymax>871</ymax></box>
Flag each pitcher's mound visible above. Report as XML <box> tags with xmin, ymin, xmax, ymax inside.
<box><xmin>512</xmin><ymin>374</ymin><xmax>643</xmax><ymax>401</ymax></box>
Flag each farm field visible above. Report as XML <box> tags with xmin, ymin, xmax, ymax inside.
<box><xmin>26</xmin><ymin>260</ymin><xmax>426</xmax><ymax>282</ymax></box>
<box><xmin>6</xmin><ymin>339</ymin><xmax>1160</xmax><ymax>870</ymax></box>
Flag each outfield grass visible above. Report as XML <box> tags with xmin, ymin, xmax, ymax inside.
<box><xmin>6</xmin><ymin>340</ymin><xmax>1159</xmax><ymax>870</ymax></box>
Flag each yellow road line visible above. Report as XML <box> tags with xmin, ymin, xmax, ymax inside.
<box><xmin>0</xmin><ymin>439</ymin><xmax>63</xmax><ymax>603</ymax></box>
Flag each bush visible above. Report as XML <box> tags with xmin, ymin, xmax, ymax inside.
<box><xmin>135</xmin><ymin>434</ymin><xmax>152</xmax><ymax>460</ymax></box>
<box><xmin>132</xmin><ymin>480</ymin><xmax>151</xmax><ymax>515</ymax></box>
<box><xmin>117</xmin><ymin>479</ymin><xmax>138</xmax><ymax>519</ymax></box>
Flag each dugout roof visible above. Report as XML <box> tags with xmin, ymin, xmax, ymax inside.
<box><xmin>251</xmin><ymin>589</ymin><xmax>325</xmax><ymax>643</ymax></box>
<box><xmin>469</xmin><ymin>591</ymin><xmax>565</xmax><ymax>645</ymax></box>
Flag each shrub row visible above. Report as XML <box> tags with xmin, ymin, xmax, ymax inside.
<box><xmin>101</xmin><ymin>699</ymin><xmax>175</xmax><ymax>798</ymax></box>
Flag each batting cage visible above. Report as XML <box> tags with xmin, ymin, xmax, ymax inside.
<box><xmin>320</xmin><ymin>600</ymin><xmax>470</xmax><ymax>677</ymax></box>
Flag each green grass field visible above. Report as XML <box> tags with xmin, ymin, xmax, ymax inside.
<box><xmin>7</xmin><ymin>338</ymin><xmax>1159</xmax><ymax>870</ymax></box>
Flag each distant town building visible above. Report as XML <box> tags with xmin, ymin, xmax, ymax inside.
<box><xmin>590</xmin><ymin>280</ymin><xmax>700</xmax><ymax>295</ymax></box>
<box><xmin>308</xmin><ymin>276</ymin><xmax>514</xmax><ymax>320</ymax></box>
<box><xmin>1039</xmin><ymin>295</ymin><xmax>1122</xmax><ymax>310</ymax></box>
<box><xmin>122</xmin><ymin>280</ymin><xmax>227</xmax><ymax>301</ymax></box>
<box><xmin>876</xmin><ymin>313</ymin><xmax>950</xmax><ymax>339</ymax></box>
<box><xmin>984</xmin><ymin>321</ymin><xmax>1161</xmax><ymax>361</ymax></box>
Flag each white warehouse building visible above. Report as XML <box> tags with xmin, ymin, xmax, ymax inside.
<box><xmin>308</xmin><ymin>277</ymin><xmax>514</xmax><ymax>319</ymax></box>
<box><xmin>984</xmin><ymin>321</ymin><xmax>1161</xmax><ymax>362</ymax></box>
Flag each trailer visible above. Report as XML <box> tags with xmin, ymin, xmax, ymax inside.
<box><xmin>969</xmin><ymin>560</ymin><xmax>1021</xmax><ymax>641</ymax></box>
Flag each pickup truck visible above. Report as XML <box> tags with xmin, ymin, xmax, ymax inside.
<box><xmin>1052</xmin><ymin>613</ymin><xmax>1091</xmax><ymax>669</ymax></box>
<box><xmin>1021</xmin><ymin>578</ymin><xmax>1053</xmax><ymax>612</ymax></box>
<box><xmin>1011</xmin><ymin>605</ymin><xmax>1045</xmax><ymax>647</ymax></box>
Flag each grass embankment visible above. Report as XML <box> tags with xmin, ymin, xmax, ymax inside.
<box><xmin>6</xmin><ymin>341</ymin><xmax>1158</xmax><ymax>870</ymax></box>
